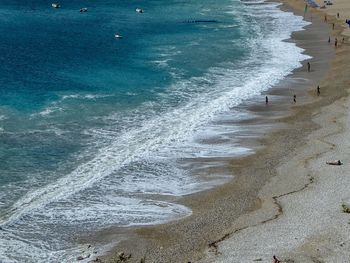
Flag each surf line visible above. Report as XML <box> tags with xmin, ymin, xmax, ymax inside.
<box><xmin>183</xmin><ymin>19</ymin><xmax>218</xmax><ymax>23</ymax></box>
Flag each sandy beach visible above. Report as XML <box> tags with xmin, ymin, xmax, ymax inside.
<box><xmin>201</xmin><ymin>0</ymin><xmax>350</xmax><ymax>262</ymax></box>
<box><xmin>98</xmin><ymin>0</ymin><xmax>350</xmax><ymax>262</ymax></box>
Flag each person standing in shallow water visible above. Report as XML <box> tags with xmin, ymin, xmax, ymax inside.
<box><xmin>317</xmin><ymin>85</ymin><xmax>320</xmax><ymax>96</ymax></box>
<box><xmin>307</xmin><ymin>62</ymin><xmax>311</xmax><ymax>72</ymax></box>
<box><xmin>293</xmin><ymin>94</ymin><xmax>296</xmax><ymax>103</ymax></box>
<box><xmin>328</xmin><ymin>36</ymin><xmax>331</xmax><ymax>43</ymax></box>
<box><xmin>266</xmin><ymin>96</ymin><xmax>268</xmax><ymax>105</ymax></box>
<box><xmin>335</xmin><ymin>37</ymin><xmax>338</xmax><ymax>47</ymax></box>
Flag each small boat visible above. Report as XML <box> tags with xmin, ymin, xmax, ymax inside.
<box><xmin>135</xmin><ymin>8</ymin><xmax>144</xmax><ymax>13</ymax></box>
<box><xmin>52</xmin><ymin>3</ymin><xmax>61</xmax><ymax>8</ymax></box>
<box><xmin>115</xmin><ymin>34</ymin><xmax>123</xmax><ymax>39</ymax></box>
<box><xmin>80</xmin><ymin>7</ymin><xmax>88</xmax><ymax>12</ymax></box>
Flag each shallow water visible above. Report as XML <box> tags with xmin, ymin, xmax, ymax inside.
<box><xmin>0</xmin><ymin>0</ymin><xmax>309</xmax><ymax>261</ymax></box>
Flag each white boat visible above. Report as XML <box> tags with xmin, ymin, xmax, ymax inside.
<box><xmin>80</xmin><ymin>7</ymin><xmax>88</xmax><ymax>12</ymax></box>
<box><xmin>52</xmin><ymin>3</ymin><xmax>60</xmax><ymax>8</ymax></box>
<box><xmin>135</xmin><ymin>8</ymin><xmax>144</xmax><ymax>13</ymax></box>
<box><xmin>115</xmin><ymin>34</ymin><xmax>123</xmax><ymax>39</ymax></box>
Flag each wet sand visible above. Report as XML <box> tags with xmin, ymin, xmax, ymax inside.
<box><xmin>97</xmin><ymin>0</ymin><xmax>350</xmax><ymax>262</ymax></box>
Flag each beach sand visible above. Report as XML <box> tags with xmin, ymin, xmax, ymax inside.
<box><xmin>200</xmin><ymin>0</ymin><xmax>350</xmax><ymax>262</ymax></box>
<box><xmin>316</xmin><ymin>0</ymin><xmax>350</xmax><ymax>36</ymax></box>
<box><xmin>97</xmin><ymin>0</ymin><xmax>350</xmax><ymax>262</ymax></box>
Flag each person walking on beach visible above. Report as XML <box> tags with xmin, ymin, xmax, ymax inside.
<box><xmin>332</xmin><ymin>23</ymin><xmax>335</xmax><ymax>30</ymax></box>
<box><xmin>317</xmin><ymin>85</ymin><xmax>320</xmax><ymax>96</ymax></box>
<box><xmin>307</xmin><ymin>62</ymin><xmax>311</xmax><ymax>72</ymax></box>
<box><xmin>273</xmin><ymin>255</ymin><xmax>281</xmax><ymax>263</ymax></box>
<box><xmin>337</xmin><ymin>12</ymin><xmax>340</xmax><ymax>18</ymax></box>
<box><xmin>335</xmin><ymin>37</ymin><xmax>338</xmax><ymax>47</ymax></box>
<box><xmin>324</xmin><ymin>14</ymin><xmax>327</xmax><ymax>22</ymax></box>
<box><xmin>265</xmin><ymin>96</ymin><xmax>269</xmax><ymax>105</ymax></box>
<box><xmin>293</xmin><ymin>94</ymin><xmax>296</xmax><ymax>103</ymax></box>
<box><xmin>328</xmin><ymin>36</ymin><xmax>331</xmax><ymax>43</ymax></box>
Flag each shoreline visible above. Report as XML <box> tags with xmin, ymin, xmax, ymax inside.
<box><xmin>202</xmin><ymin>0</ymin><xmax>350</xmax><ymax>261</ymax></box>
<box><xmin>98</xmin><ymin>0</ymin><xmax>349</xmax><ymax>262</ymax></box>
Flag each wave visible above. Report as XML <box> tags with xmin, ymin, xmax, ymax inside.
<box><xmin>61</xmin><ymin>94</ymin><xmax>113</xmax><ymax>100</ymax></box>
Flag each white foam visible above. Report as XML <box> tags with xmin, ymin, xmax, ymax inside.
<box><xmin>35</xmin><ymin>105</ymin><xmax>63</xmax><ymax>117</ymax></box>
<box><xmin>125</xmin><ymin>92</ymin><xmax>138</xmax><ymax>96</ymax></box>
<box><xmin>152</xmin><ymin>58</ymin><xmax>171</xmax><ymax>68</ymax></box>
<box><xmin>61</xmin><ymin>94</ymin><xmax>112</xmax><ymax>100</ymax></box>
<box><xmin>31</xmin><ymin>93</ymin><xmax>113</xmax><ymax>118</ymax></box>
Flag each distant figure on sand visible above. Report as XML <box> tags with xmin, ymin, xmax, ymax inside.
<box><xmin>317</xmin><ymin>85</ymin><xmax>320</xmax><ymax>96</ymax></box>
<box><xmin>337</xmin><ymin>12</ymin><xmax>340</xmax><ymax>18</ymax></box>
<box><xmin>347</xmin><ymin>20</ymin><xmax>350</xmax><ymax>28</ymax></box>
<box><xmin>335</xmin><ymin>37</ymin><xmax>338</xmax><ymax>47</ymax></box>
<box><xmin>324</xmin><ymin>15</ymin><xmax>327</xmax><ymax>22</ymax></box>
<box><xmin>326</xmin><ymin>160</ymin><xmax>342</xmax><ymax>165</ymax></box>
<box><xmin>293</xmin><ymin>94</ymin><xmax>296</xmax><ymax>103</ymax></box>
<box><xmin>266</xmin><ymin>96</ymin><xmax>269</xmax><ymax>105</ymax></box>
<box><xmin>328</xmin><ymin>36</ymin><xmax>331</xmax><ymax>43</ymax></box>
<box><xmin>332</xmin><ymin>23</ymin><xmax>335</xmax><ymax>30</ymax></box>
<box><xmin>273</xmin><ymin>255</ymin><xmax>281</xmax><ymax>263</ymax></box>
<box><xmin>307</xmin><ymin>62</ymin><xmax>311</xmax><ymax>72</ymax></box>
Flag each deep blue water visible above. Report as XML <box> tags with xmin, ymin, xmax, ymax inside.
<box><xmin>0</xmin><ymin>0</ymin><xmax>309</xmax><ymax>262</ymax></box>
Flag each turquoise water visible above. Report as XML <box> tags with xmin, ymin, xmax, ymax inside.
<box><xmin>0</xmin><ymin>0</ymin><xmax>309</xmax><ymax>261</ymax></box>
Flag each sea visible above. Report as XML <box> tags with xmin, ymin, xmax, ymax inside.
<box><xmin>0</xmin><ymin>0</ymin><xmax>310</xmax><ymax>262</ymax></box>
